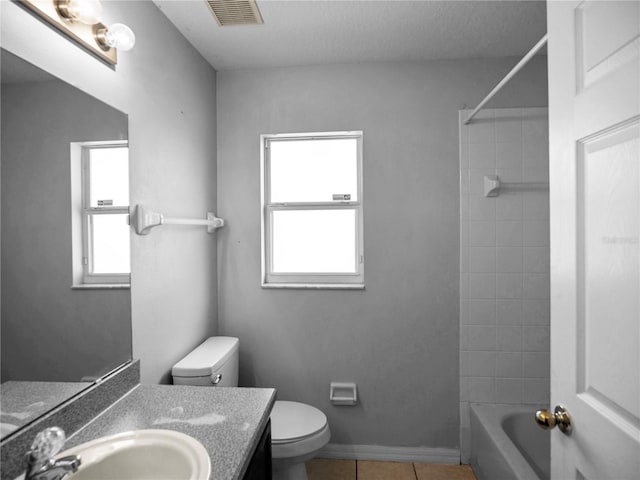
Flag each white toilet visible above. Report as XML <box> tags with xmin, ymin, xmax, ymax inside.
<box><xmin>172</xmin><ymin>336</ymin><xmax>330</xmax><ymax>480</ymax></box>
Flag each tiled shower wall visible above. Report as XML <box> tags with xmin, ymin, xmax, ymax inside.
<box><xmin>458</xmin><ymin>107</ymin><xmax>550</xmax><ymax>462</ymax></box>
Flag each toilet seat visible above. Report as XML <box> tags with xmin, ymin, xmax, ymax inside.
<box><xmin>271</xmin><ymin>401</ymin><xmax>328</xmax><ymax>445</ymax></box>
<box><xmin>270</xmin><ymin>400</ymin><xmax>331</xmax><ymax>463</ymax></box>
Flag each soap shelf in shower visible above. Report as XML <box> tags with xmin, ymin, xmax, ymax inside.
<box><xmin>484</xmin><ymin>175</ymin><xmax>549</xmax><ymax>197</ymax></box>
<box><xmin>131</xmin><ymin>204</ymin><xmax>224</xmax><ymax>235</ymax></box>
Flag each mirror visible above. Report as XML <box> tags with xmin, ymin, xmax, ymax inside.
<box><xmin>0</xmin><ymin>49</ymin><xmax>132</xmax><ymax>439</ymax></box>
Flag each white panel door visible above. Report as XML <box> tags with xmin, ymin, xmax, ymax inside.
<box><xmin>547</xmin><ymin>1</ymin><xmax>640</xmax><ymax>479</ymax></box>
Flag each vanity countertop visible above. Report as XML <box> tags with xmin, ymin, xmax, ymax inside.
<box><xmin>65</xmin><ymin>384</ymin><xmax>276</xmax><ymax>480</ymax></box>
<box><xmin>1</xmin><ymin>381</ymin><xmax>89</xmax><ymax>435</ymax></box>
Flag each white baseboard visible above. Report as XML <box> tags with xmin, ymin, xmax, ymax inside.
<box><xmin>317</xmin><ymin>443</ymin><xmax>460</xmax><ymax>464</ymax></box>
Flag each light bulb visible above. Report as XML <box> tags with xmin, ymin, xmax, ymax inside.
<box><xmin>57</xmin><ymin>0</ymin><xmax>103</xmax><ymax>25</ymax></box>
<box><xmin>102</xmin><ymin>23</ymin><xmax>136</xmax><ymax>51</ymax></box>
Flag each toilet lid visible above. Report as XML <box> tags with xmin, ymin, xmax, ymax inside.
<box><xmin>172</xmin><ymin>337</ymin><xmax>239</xmax><ymax>377</ymax></box>
<box><xmin>270</xmin><ymin>401</ymin><xmax>328</xmax><ymax>444</ymax></box>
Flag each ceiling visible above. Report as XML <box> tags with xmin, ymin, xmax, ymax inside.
<box><xmin>152</xmin><ymin>0</ymin><xmax>547</xmax><ymax>71</ymax></box>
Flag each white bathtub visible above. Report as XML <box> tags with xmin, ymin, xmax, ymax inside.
<box><xmin>470</xmin><ymin>404</ymin><xmax>550</xmax><ymax>480</ymax></box>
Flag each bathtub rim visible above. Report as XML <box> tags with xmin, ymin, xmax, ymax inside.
<box><xmin>470</xmin><ymin>403</ymin><xmax>544</xmax><ymax>480</ymax></box>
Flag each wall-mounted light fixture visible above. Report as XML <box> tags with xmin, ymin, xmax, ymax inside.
<box><xmin>18</xmin><ymin>0</ymin><xmax>135</xmax><ymax>66</ymax></box>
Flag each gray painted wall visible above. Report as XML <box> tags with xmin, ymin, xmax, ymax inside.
<box><xmin>1</xmin><ymin>78</ymin><xmax>130</xmax><ymax>382</ymax></box>
<box><xmin>216</xmin><ymin>57</ymin><xmax>548</xmax><ymax>448</ymax></box>
<box><xmin>1</xmin><ymin>1</ymin><xmax>218</xmax><ymax>384</ymax></box>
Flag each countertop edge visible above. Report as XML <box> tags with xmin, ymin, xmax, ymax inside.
<box><xmin>234</xmin><ymin>388</ymin><xmax>276</xmax><ymax>479</ymax></box>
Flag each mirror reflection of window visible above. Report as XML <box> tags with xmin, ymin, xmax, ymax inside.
<box><xmin>71</xmin><ymin>141</ymin><xmax>130</xmax><ymax>286</ymax></box>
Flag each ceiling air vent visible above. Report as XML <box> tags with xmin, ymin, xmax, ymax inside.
<box><xmin>205</xmin><ymin>0</ymin><xmax>264</xmax><ymax>26</ymax></box>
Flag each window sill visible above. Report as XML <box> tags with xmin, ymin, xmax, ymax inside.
<box><xmin>71</xmin><ymin>284</ymin><xmax>130</xmax><ymax>290</ymax></box>
<box><xmin>262</xmin><ymin>283</ymin><xmax>365</xmax><ymax>290</ymax></box>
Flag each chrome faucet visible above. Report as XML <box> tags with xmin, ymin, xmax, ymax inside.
<box><xmin>25</xmin><ymin>427</ymin><xmax>81</xmax><ymax>480</ymax></box>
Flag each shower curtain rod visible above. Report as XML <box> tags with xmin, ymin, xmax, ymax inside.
<box><xmin>464</xmin><ymin>34</ymin><xmax>548</xmax><ymax>125</ymax></box>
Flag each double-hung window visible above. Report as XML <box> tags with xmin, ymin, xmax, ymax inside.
<box><xmin>261</xmin><ymin>131</ymin><xmax>364</xmax><ymax>288</ymax></box>
<box><xmin>71</xmin><ymin>141</ymin><xmax>130</xmax><ymax>287</ymax></box>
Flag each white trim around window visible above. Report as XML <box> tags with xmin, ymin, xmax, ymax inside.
<box><xmin>261</xmin><ymin>131</ymin><xmax>364</xmax><ymax>289</ymax></box>
<box><xmin>70</xmin><ymin>141</ymin><xmax>130</xmax><ymax>288</ymax></box>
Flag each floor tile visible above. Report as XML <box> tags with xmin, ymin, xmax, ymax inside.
<box><xmin>306</xmin><ymin>458</ymin><xmax>356</xmax><ymax>480</ymax></box>
<box><xmin>357</xmin><ymin>460</ymin><xmax>416</xmax><ymax>480</ymax></box>
<box><xmin>414</xmin><ymin>463</ymin><xmax>477</xmax><ymax>480</ymax></box>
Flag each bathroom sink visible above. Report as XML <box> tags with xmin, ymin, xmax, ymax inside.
<box><xmin>56</xmin><ymin>429</ymin><xmax>211</xmax><ymax>480</ymax></box>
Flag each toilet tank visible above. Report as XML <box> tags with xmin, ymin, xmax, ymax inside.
<box><xmin>172</xmin><ymin>336</ymin><xmax>239</xmax><ymax>387</ymax></box>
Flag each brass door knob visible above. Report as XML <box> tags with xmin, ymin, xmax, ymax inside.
<box><xmin>535</xmin><ymin>405</ymin><xmax>572</xmax><ymax>434</ymax></box>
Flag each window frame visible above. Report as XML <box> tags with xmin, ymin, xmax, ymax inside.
<box><xmin>260</xmin><ymin>131</ymin><xmax>364</xmax><ymax>289</ymax></box>
<box><xmin>71</xmin><ymin>141</ymin><xmax>131</xmax><ymax>288</ymax></box>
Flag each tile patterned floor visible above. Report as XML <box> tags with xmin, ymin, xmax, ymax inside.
<box><xmin>306</xmin><ymin>459</ymin><xmax>478</xmax><ymax>480</ymax></box>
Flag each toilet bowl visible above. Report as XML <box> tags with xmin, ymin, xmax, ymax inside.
<box><xmin>172</xmin><ymin>337</ymin><xmax>330</xmax><ymax>480</ymax></box>
<box><xmin>271</xmin><ymin>401</ymin><xmax>331</xmax><ymax>480</ymax></box>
